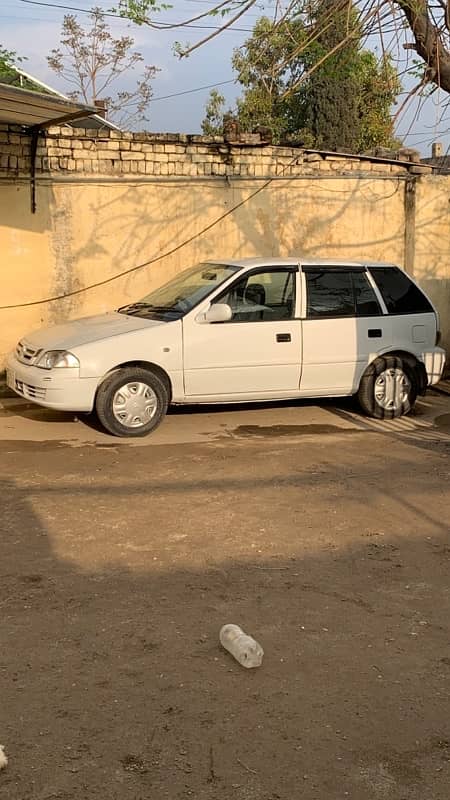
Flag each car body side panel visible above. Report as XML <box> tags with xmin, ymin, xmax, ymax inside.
<box><xmin>73</xmin><ymin>320</ymin><xmax>182</xmax><ymax>376</ymax></box>
<box><xmin>299</xmin><ymin>317</ymin><xmax>394</xmax><ymax>394</ymax></box>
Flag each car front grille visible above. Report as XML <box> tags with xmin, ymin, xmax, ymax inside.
<box><xmin>15</xmin><ymin>341</ymin><xmax>42</xmax><ymax>365</ymax></box>
<box><xmin>15</xmin><ymin>380</ymin><xmax>46</xmax><ymax>401</ymax></box>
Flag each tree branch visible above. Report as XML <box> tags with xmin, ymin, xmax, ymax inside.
<box><xmin>176</xmin><ymin>0</ymin><xmax>258</xmax><ymax>58</ymax></box>
<box><xmin>394</xmin><ymin>0</ymin><xmax>450</xmax><ymax>91</ymax></box>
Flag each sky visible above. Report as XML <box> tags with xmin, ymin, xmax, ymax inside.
<box><xmin>1</xmin><ymin>0</ymin><xmax>449</xmax><ymax>156</ymax></box>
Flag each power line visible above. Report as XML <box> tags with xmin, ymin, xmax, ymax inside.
<box><xmin>150</xmin><ymin>79</ymin><xmax>235</xmax><ymax>102</ymax></box>
<box><xmin>15</xmin><ymin>0</ymin><xmax>254</xmax><ymax>32</ymax></box>
<box><xmin>139</xmin><ymin>0</ymin><xmax>271</xmax><ymax>16</ymax></box>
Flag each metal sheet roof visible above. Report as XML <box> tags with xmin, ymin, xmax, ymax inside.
<box><xmin>2</xmin><ymin>68</ymin><xmax>121</xmax><ymax>131</ymax></box>
<box><xmin>0</xmin><ymin>82</ymin><xmax>98</xmax><ymax>128</ymax></box>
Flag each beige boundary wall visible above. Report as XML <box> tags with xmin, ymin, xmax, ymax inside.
<box><xmin>1</xmin><ymin>124</ymin><xmax>449</xmax><ymax>370</ymax></box>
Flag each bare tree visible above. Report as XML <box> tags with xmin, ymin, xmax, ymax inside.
<box><xmin>47</xmin><ymin>6</ymin><xmax>160</xmax><ymax>128</ymax></box>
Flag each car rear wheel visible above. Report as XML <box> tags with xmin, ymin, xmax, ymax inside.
<box><xmin>357</xmin><ymin>356</ymin><xmax>417</xmax><ymax>419</ymax></box>
<box><xmin>95</xmin><ymin>367</ymin><xmax>169</xmax><ymax>437</ymax></box>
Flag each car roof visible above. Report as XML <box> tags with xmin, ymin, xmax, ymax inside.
<box><xmin>219</xmin><ymin>257</ymin><xmax>396</xmax><ymax>269</ymax></box>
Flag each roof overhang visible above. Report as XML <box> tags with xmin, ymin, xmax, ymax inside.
<box><xmin>0</xmin><ymin>82</ymin><xmax>98</xmax><ymax>129</ymax></box>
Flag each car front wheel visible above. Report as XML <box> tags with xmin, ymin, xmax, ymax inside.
<box><xmin>357</xmin><ymin>356</ymin><xmax>417</xmax><ymax>419</ymax></box>
<box><xmin>95</xmin><ymin>367</ymin><xmax>169</xmax><ymax>437</ymax></box>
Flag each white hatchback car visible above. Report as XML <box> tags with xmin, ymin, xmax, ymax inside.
<box><xmin>7</xmin><ymin>258</ymin><xmax>446</xmax><ymax>437</ymax></box>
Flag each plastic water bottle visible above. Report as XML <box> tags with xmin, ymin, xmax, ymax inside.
<box><xmin>0</xmin><ymin>745</ymin><xmax>8</xmax><ymax>771</ymax></box>
<box><xmin>219</xmin><ymin>624</ymin><xmax>264</xmax><ymax>668</ymax></box>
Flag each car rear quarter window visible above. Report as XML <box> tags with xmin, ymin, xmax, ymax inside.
<box><xmin>370</xmin><ymin>267</ymin><xmax>433</xmax><ymax>314</ymax></box>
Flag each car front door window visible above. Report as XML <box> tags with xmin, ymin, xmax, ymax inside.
<box><xmin>215</xmin><ymin>269</ymin><xmax>295</xmax><ymax>322</ymax></box>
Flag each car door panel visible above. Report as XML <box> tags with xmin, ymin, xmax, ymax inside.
<box><xmin>183</xmin><ymin>320</ymin><xmax>301</xmax><ymax>395</ymax></box>
<box><xmin>300</xmin><ymin>267</ymin><xmax>392</xmax><ymax>395</ymax></box>
<box><xmin>300</xmin><ymin>317</ymin><xmax>393</xmax><ymax>394</ymax></box>
<box><xmin>182</xmin><ymin>268</ymin><xmax>302</xmax><ymax>397</ymax></box>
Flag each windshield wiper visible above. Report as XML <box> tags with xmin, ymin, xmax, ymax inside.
<box><xmin>118</xmin><ymin>302</ymin><xmax>176</xmax><ymax>314</ymax></box>
<box><xmin>118</xmin><ymin>302</ymin><xmax>151</xmax><ymax>312</ymax></box>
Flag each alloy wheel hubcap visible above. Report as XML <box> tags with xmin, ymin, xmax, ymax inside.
<box><xmin>112</xmin><ymin>382</ymin><xmax>157</xmax><ymax>428</ymax></box>
<box><xmin>374</xmin><ymin>368</ymin><xmax>411</xmax><ymax>412</ymax></box>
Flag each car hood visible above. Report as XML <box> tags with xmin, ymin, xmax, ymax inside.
<box><xmin>22</xmin><ymin>312</ymin><xmax>166</xmax><ymax>351</ymax></box>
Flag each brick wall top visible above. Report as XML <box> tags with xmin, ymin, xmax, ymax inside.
<box><xmin>0</xmin><ymin>124</ymin><xmax>432</xmax><ymax>178</ymax></box>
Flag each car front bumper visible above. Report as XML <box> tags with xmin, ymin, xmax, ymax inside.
<box><xmin>6</xmin><ymin>354</ymin><xmax>98</xmax><ymax>412</ymax></box>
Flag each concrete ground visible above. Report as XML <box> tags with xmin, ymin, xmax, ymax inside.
<box><xmin>0</xmin><ymin>391</ymin><xmax>450</xmax><ymax>800</ymax></box>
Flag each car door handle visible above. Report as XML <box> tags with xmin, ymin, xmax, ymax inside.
<box><xmin>368</xmin><ymin>328</ymin><xmax>382</xmax><ymax>338</ymax></box>
<box><xmin>276</xmin><ymin>333</ymin><xmax>291</xmax><ymax>342</ymax></box>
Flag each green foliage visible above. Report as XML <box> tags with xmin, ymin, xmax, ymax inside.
<box><xmin>297</xmin><ymin>0</ymin><xmax>402</xmax><ymax>151</ymax></box>
<box><xmin>230</xmin><ymin>16</ymin><xmax>308</xmax><ymax>142</ymax></box>
<box><xmin>356</xmin><ymin>51</ymin><xmax>402</xmax><ymax>151</ymax></box>
<box><xmin>298</xmin><ymin>0</ymin><xmax>362</xmax><ymax>151</ymax></box>
<box><xmin>201</xmin><ymin>89</ymin><xmax>226</xmax><ymax>135</ymax></box>
<box><xmin>208</xmin><ymin>2</ymin><xmax>402</xmax><ymax>152</ymax></box>
<box><xmin>0</xmin><ymin>46</ymin><xmax>39</xmax><ymax>92</ymax></box>
<box><xmin>115</xmin><ymin>0</ymin><xmax>170</xmax><ymax>24</ymax></box>
<box><xmin>0</xmin><ymin>46</ymin><xmax>25</xmax><ymax>81</ymax></box>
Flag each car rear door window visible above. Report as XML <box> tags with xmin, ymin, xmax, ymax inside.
<box><xmin>352</xmin><ymin>271</ymin><xmax>382</xmax><ymax>316</ymax></box>
<box><xmin>305</xmin><ymin>270</ymin><xmax>354</xmax><ymax>318</ymax></box>
<box><xmin>370</xmin><ymin>267</ymin><xmax>433</xmax><ymax>314</ymax></box>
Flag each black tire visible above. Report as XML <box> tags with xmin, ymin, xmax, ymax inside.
<box><xmin>357</xmin><ymin>355</ymin><xmax>417</xmax><ymax>420</ymax></box>
<box><xmin>95</xmin><ymin>367</ymin><xmax>169</xmax><ymax>437</ymax></box>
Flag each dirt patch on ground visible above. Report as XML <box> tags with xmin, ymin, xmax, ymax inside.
<box><xmin>1</xmin><ymin>427</ymin><xmax>450</xmax><ymax>799</ymax></box>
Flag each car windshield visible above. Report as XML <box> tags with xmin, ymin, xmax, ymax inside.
<box><xmin>118</xmin><ymin>263</ymin><xmax>240</xmax><ymax>320</ymax></box>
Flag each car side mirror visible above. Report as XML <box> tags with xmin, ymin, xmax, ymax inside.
<box><xmin>197</xmin><ymin>303</ymin><xmax>232</xmax><ymax>324</ymax></box>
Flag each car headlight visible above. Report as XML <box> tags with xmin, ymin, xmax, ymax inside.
<box><xmin>35</xmin><ymin>350</ymin><xmax>80</xmax><ymax>369</ymax></box>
